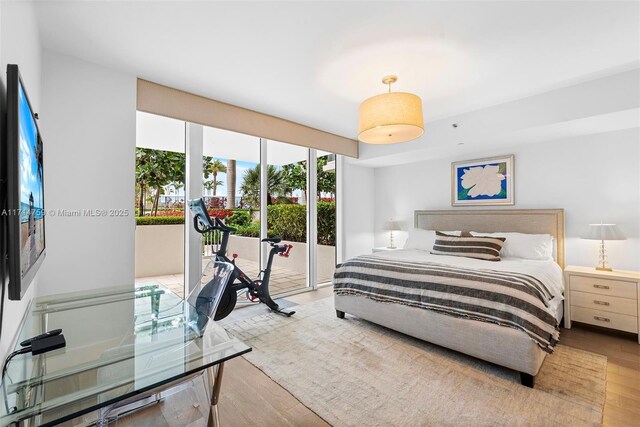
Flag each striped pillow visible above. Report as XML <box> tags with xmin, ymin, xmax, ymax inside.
<box><xmin>431</xmin><ymin>231</ymin><xmax>506</xmax><ymax>261</ymax></box>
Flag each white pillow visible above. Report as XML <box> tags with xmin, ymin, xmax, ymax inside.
<box><xmin>404</xmin><ymin>229</ymin><xmax>460</xmax><ymax>251</ymax></box>
<box><xmin>470</xmin><ymin>231</ymin><xmax>553</xmax><ymax>260</ymax></box>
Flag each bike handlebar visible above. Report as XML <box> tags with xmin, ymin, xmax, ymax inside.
<box><xmin>278</xmin><ymin>244</ymin><xmax>293</xmax><ymax>258</ymax></box>
<box><xmin>192</xmin><ymin>215</ymin><xmax>236</xmax><ymax>234</ymax></box>
<box><xmin>214</xmin><ymin>217</ymin><xmax>236</xmax><ymax>233</ymax></box>
<box><xmin>189</xmin><ymin>198</ymin><xmax>237</xmax><ymax>235</ymax></box>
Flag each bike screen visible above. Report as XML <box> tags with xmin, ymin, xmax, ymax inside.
<box><xmin>188</xmin><ymin>198</ymin><xmax>215</xmax><ymax>231</ymax></box>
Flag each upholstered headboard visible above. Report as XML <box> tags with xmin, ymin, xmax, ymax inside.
<box><xmin>414</xmin><ymin>209</ymin><xmax>565</xmax><ymax>268</ymax></box>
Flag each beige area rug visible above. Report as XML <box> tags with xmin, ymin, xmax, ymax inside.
<box><xmin>226</xmin><ymin>297</ymin><xmax>606</xmax><ymax>427</ymax></box>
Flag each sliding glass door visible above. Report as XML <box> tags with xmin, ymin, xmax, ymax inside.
<box><xmin>201</xmin><ymin>126</ymin><xmax>261</xmax><ymax>302</ymax></box>
<box><xmin>316</xmin><ymin>152</ymin><xmax>337</xmax><ymax>285</ymax></box>
<box><xmin>134</xmin><ymin>112</ymin><xmax>187</xmax><ymax>297</ymax></box>
<box><xmin>265</xmin><ymin>139</ymin><xmax>309</xmax><ymax>294</ymax></box>
<box><xmin>136</xmin><ymin>111</ymin><xmax>340</xmax><ymax>303</ymax></box>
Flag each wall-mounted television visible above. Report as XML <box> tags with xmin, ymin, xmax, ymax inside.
<box><xmin>4</xmin><ymin>64</ymin><xmax>46</xmax><ymax>300</ymax></box>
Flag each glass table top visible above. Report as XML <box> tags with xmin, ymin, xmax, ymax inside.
<box><xmin>0</xmin><ymin>283</ymin><xmax>251</xmax><ymax>426</ymax></box>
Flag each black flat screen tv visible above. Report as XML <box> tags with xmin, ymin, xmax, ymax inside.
<box><xmin>4</xmin><ymin>64</ymin><xmax>46</xmax><ymax>300</ymax></box>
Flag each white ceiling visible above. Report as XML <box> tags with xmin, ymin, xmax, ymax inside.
<box><xmin>35</xmin><ymin>0</ymin><xmax>640</xmax><ymax>145</ymax></box>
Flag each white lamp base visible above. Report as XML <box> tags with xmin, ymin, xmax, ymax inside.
<box><xmin>596</xmin><ymin>239</ymin><xmax>612</xmax><ymax>271</ymax></box>
<box><xmin>387</xmin><ymin>231</ymin><xmax>396</xmax><ymax>249</ymax></box>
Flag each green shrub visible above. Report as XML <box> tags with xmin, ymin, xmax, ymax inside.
<box><xmin>136</xmin><ymin>202</ymin><xmax>336</xmax><ymax>246</ymax></box>
<box><xmin>226</xmin><ymin>210</ymin><xmax>251</xmax><ymax>228</ymax></box>
<box><xmin>233</xmin><ymin>224</ymin><xmax>260</xmax><ymax>238</ymax></box>
<box><xmin>317</xmin><ymin>201</ymin><xmax>336</xmax><ymax>246</ymax></box>
<box><xmin>274</xmin><ymin>196</ymin><xmax>294</xmax><ymax>204</ymax></box>
<box><xmin>267</xmin><ymin>204</ymin><xmax>307</xmax><ymax>243</ymax></box>
<box><xmin>136</xmin><ymin>216</ymin><xmax>183</xmax><ymax>225</ymax></box>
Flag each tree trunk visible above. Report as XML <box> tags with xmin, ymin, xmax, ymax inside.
<box><xmin>300</xmin><ymin>190</ymin><xmax>307</xmax><ymax>206</ymax></box>
<box><xmin>226</xmin><ymin>159</ymin><xmax>236</xmax><ymax>208</ymax></box>
<box><xmin>138</xmin><ymin>185</ymin><xmax>145</xmax><ymax>216</ymax></box>
<box><xmin>152</xmin><ymin>186</ymin><xmax>161</xmax><ymax>216</ymax></box>
<box><xmin>213</xmin><ymin>171</ymin><xmax>218</xmax><ymax>196</ymax></box>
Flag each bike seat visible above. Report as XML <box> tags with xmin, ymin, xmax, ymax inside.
<box><xmin>261</xmin><ymin>237</ymin><xmax>282</xmax><ymax>244</ymax></box>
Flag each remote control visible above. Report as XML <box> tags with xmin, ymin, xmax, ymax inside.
<box><xmin>20</xmin><ymin>329</ymin><xmax>63</xmax><ymax>347</ymax></box>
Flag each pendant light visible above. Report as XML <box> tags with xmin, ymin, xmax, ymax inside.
<box><xmin>358</xmin><ymin>75</ymin><xmax>424</xmax><ymax>144</ymax></box>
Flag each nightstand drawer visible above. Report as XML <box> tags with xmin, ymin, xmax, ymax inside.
<box><xmin>570</xmin><ymin>291</ymin><xmax>638</xmax><ymax>316</ymax></box>
<box><xmin>570</xmin><ymin>275</ymin><xmax>637</xmax><ymax>299</ymax></box>
<box><xmin>571</xmin><ymin>306</ymin><xmax>638</xmax><ymax>333</ymax></box>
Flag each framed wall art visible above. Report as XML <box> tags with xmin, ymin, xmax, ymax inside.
<box><xmin>451</xmin><ymin>155</ymin><xmax>514</xmax><ymax>206</ymax></box>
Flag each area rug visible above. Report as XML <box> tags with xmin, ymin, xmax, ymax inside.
<box><xmin>226</xmin><ymin>297</ymin><xmax>606</xmax><ymax>427</ymax></box>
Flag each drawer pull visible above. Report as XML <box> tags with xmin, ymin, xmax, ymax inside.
<box><xmin>593</xmin><ymin>300</ymin><xmax>610</xmax><ymax>306</ymax></box>
<box><xmin>593</xmin><ymin>284</ymin><xmax>610</xmax><ymax>290</ymax></box>
<box><xmin>593</xmin><ymin>316</ymin><xmax>611</xmax><ymax>323</ymax></box>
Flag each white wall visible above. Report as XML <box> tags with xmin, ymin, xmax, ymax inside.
<box><xmin>0</xmin><ymin>0</ymin><xmax>42</xmax><ymax>361</ymax></box>
<box><xmin>372</xmin><ymin>128</ymin><xmax>640</xmax><ymax>271</ymax></box>
<box><xmin>341</xmin><ymin>161</ymin><xmax>375</xmax><ymax>259</ymax></box>
<box><xmin>37</xmin><ymin>50</ymin><xmax>136</xmax><ymax>295</ymax></box>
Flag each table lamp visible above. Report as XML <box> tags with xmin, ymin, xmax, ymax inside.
<box><xmin>384</xmin><ymin>219</ymin><xmax>401</xmax><ymax>249</ymax></box>
<box><xmin>580</xmin><ymin>223</ymin><xmax>626</xmax><ymax>271</ymax></box>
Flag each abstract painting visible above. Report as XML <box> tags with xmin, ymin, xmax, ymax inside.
<box><xmin>451</xmin><ymin>155</ymin><xmax>514</xmax><ymax>206</ymax></box>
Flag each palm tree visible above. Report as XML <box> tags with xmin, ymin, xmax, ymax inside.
<box><xmin>226</xmin><ymin>159</ymin><xmax>236</xmax><ymax>209</ymax></box>
<box><xmin>239</xmin><ymin>164</ymin><xmax>286</xmax><ymax>208</ymax></box>
<box><xmin>136</xmin><ymin>148</ymin><xmax>185</xmax><ymax>216</ymax></box>
<box><xmin>204</xmin><ymin>179</ymin><xmax>223</xmax><ymax>194</ymax></box>
<box><xmin>203</xmin><ymin>158</ymin><xmax>227</xmax><ymax>196</ymax></box>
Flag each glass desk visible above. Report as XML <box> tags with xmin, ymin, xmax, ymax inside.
<box><xmin>0</xmin><ymin>284</ymin><xmax>251</xmax><ymax>426</ymax></box>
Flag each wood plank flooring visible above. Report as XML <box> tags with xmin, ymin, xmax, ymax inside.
<box><xmin>116</xmin><ymin>286</ymin><xmax>639</xmax><ymax>426</ymax></box>
<box><xmin>560</xmin><ymin>324</ymin><xmax>640</xmax><ymax>427</ymax></box>
<box><xmin>218</xmin><ymin>357</ymin><xmax>330</xmax><ymax>427</ymax></box>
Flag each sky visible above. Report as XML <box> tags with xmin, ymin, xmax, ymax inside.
<box><xmin>18</xmin><ymin>83</ymin><xmax>43</xmax><ymax>211</ymax></box>
<box><xmin>200</xmin><ymin>158</ymin><xmax>306</xmax><ymax>200</ymax></box>
<box><xmin>210</xmin><ymin>159</ymin><xmax>255</xmax><ymax>197</ymax></box>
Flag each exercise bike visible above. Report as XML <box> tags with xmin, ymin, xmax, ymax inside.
<box><xmin>188</xmin><ymin>198</ymin><xmax>296</xmax><ymax>320</ymax></box>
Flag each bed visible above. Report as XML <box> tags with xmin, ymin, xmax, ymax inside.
<box><xmin>334</xmin><ymin>209</ymin><xmax>565</xmax><ymax>387</ymax></box>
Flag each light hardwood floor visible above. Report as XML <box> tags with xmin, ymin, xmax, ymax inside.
<box><xmin>560</xmin><ymin>325</ymin><xmax>640</xmax><ymax>427</ymax></box>
<box><xmin>118</xmin><ymin>286</ymin><xmax>639</xmax><ymax>426</ymax></box>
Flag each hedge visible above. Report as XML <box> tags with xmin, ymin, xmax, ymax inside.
<box><xmin>136</xmin><ymin>216</ymin><xmax>184</xmax><ymax>225</ymax></box>
<box><xmin>136</xmin><ymin>202</ymin><xmax>336</xmax><ymax>246</ymax></box>
<box><xmin>232</xmin><ymin>224</ymin><xmax>260</xmax><ymax>238</ymax></box>
<box><xmin>136</xmin><ymin>209</ymin><xmax>247</xmax><ymax>226</ymax></box>
<box><xmin>226</xmin><ymin>210</ymin><xmax>251</xmax><ymax>228</ymax></box>
<box><xmin>261</xmin><ymin>202</ymin><xmax>335</xmax><ymax>246</ymax></box>
<box><xmin>317</xmin><ymin>202</ymin><xmax>336</xmax><ymax>246</ymax></box>
<box><xmin>267</xmin><ymin>204</ymin><xmax>306</xmax><ymax>243</ymax></box>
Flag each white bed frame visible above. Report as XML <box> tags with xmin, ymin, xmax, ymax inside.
<box><xmin>334</xmin><ymin>209</ymin><xmax>565</xmax><ymax>387</ymax></box>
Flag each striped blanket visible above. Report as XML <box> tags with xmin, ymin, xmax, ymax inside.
<box><xmin>333</xmin><ymin>255</ymin><xmax>560</xmax><ymax>353</ymax></box>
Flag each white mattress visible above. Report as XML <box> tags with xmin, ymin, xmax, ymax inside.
<box><xmin>368</xmin><ymin>249</ymin><xmax>565</xmax><ymax>323</ymax></box>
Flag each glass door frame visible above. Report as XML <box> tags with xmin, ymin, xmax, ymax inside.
<box><xmin>184</xmin><ymin>131</ymin><xmax>339</xmax><ymax>298</ymax></box>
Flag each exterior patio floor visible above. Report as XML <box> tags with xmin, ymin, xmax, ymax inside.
<box><xmin>134</xmin><ymin>257</ymin><xmax>332</xmax><ymax>299</ymax></box>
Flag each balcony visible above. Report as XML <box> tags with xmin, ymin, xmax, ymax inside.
<box><xmin>134</xmin><ymin>225</ymin><xmax>335</xmax><ymax>299</ymax></box>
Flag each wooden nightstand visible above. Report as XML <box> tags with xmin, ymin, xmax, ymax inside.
<box><xmin>564</xmin><ymin>265</ymin><xmax>640</xmax><ymax>343</ymax></box>
<box><xmin>372</xmin><ymin>247</ymin><xmax>398</xmax><ymax>253</ymax></box>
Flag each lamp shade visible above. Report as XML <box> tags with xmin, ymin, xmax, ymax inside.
<box><xmin>581</xmin><ymin>223</ymin><xmax>626</xmax><ymax>241</ymax></box>
<box><xmin>383</xmin><ymin>220</ymin><xmax>402</xmax><ymax>231</ymax></box>
<box><xmin>358</xmin><ymin>92</ymin><xmax>424</xmax><ymax>144</ymax></box>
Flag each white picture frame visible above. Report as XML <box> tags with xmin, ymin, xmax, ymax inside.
<box><xmin>451</xmin><ymin>155</ymin><xmax>514</xmax><ymax>206</ymax></box>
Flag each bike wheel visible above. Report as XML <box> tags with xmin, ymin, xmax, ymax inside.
<box><xmin>214</xmin><ymin>289</ymin><xmax>237</xmax><ymax>321</ymax></box>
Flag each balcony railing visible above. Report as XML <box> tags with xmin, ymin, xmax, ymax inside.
<box><xmin>202</xmin><ymin>230</ymin><xmax>222</xmax><ymax>257</ymax></box>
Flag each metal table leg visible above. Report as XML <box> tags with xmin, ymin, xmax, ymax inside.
<box><xmin>206</xmin><ymin>362</ymin><xmax>224</xmax><ymax>427</ymax></box>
